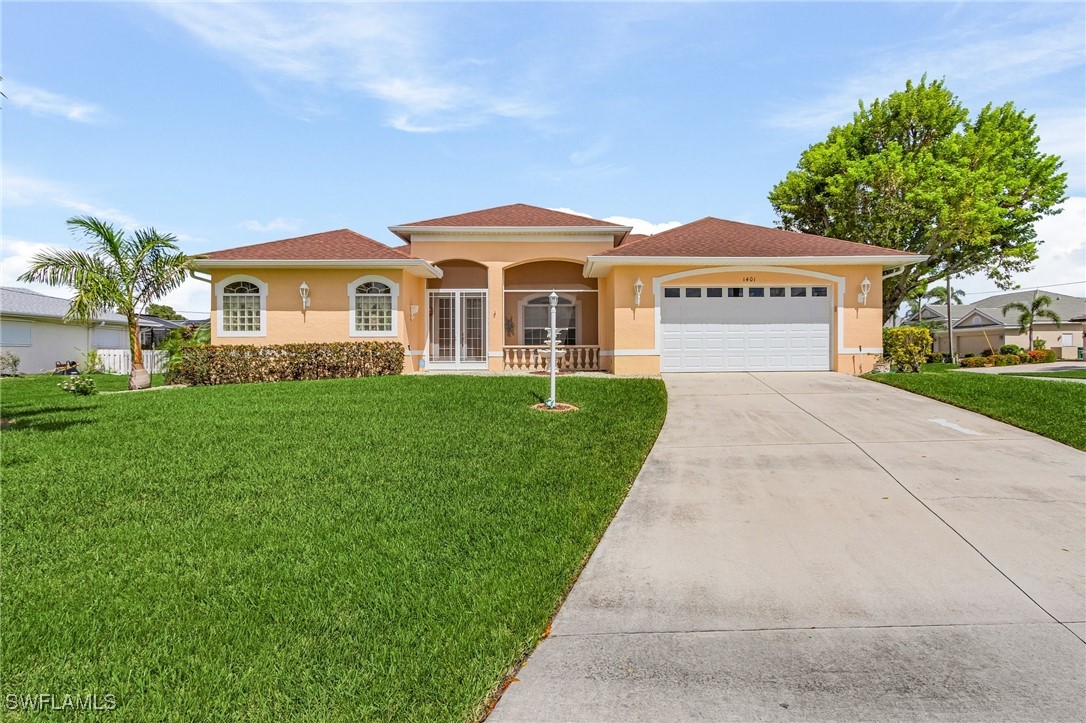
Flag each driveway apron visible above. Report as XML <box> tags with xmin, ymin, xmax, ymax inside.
<box><xmin>491</xmin><ymin>372</ymin><xmax>1086</xmax><ymax>722</ymax></box>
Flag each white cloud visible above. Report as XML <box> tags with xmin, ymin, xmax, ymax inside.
<box><xmin>603</xmin><ymin>215</ymin><xmax>683</xmax><ymax>236</ymax></box>
<box><xmin>549</xmin><ymin>208</ymin><xmax>684</xmax><ymax>236</ymax></box>
<box><xmin>769</xmin><ymin>18</ymin><xmax>1085</xmax><ymax>132</ymax></box>
<box><xmin>955</xmin><ymin>196</ymin><xmax>1086</xmax><ymax>301</ymax></box>
<box><xmin>570</xmin><ymin>137</ymin><xmax>611</xmax><ymax>166</ymax></box>
<box><xmin>3</xmin><ymin>80</ymin><xmax>107</xmax><ymax>123</ymax></box>
<box><xmin>3</xmin><ymin>174</ymin><xmax>140</xmax><ymax>230</ymax></box>
<box><xmin>239</xmin><ymin>218</ymin><xmax>301</xmax><ymax>233</ymax></box>
<box><xmin>151</xmin><ymin>3</ymin><xmax>549</xmax><ymax>133</ymax></box>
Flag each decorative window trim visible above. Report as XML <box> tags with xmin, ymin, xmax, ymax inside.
<box><xmin>518</xmin><ymin>293</ymin><xmax>581</xmax><ymax>346</ymax></box>
<box><xmin>348</xmin><ymin>275</ymin><xmax>399</xmax><ymax>338</ymax></box>
<box><xmin>215</xmin><ymin>274</ymin><xmax>268</xmax><ymax>338</ymax></box>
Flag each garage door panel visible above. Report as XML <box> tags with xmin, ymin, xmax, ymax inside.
<box><xmin>661</xmin><ymin>286</ymin><xmax>831</xmax><ymax>372</ymax></box>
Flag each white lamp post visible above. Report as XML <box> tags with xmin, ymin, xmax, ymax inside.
<box><xmin>299</xmin><ymin>281</ymin><xmax>311</xmax><ymax>310</ymax></box>
<box><xmin>633</xmin><ymin>277</ymin><xmax>644</xmax><ymax>307</ymax></box>
<box><xmin>546</xmin><ymin>291</ymin><xmax>558</xmax><ymax>409</ymax></box>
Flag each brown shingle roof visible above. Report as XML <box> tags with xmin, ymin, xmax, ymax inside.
<box><xmin>204</xmin><ymin>229</ymin><xmax>412</xmax><ymax>260</ymax></box>
<box><xmin>398</xmin><ymin>203</ymin><xmax>623</xmax><ymax>228</ymax></box>
<box><xmin>598</xmin><ymin>217</ymin><xmax>918</xmax><ymax>258</ymax></box>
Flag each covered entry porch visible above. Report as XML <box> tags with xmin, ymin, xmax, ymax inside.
<box><xmin>502</xmin><ymin>260</ymin><xmax>600</xmax><ymax>371</ymax></box>
<box><xmin>424</xmin><ymin>259</ymin><xmax>603</xmax><ymax>371</ymax></box>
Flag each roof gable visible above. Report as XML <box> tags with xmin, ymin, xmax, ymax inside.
<box><xmin>397</xmin><ymin>203</ymin><xmax>622</xmax><ymax>229</ymax></box>
<box><xmin>203</xmin><ymin>229</ymin><xmax>412</xmax><ymax>261</ymax></box>
<box><xmin>597</xmin><ymin>217</ymin><xmax>919</xmax><ymax>259</ymax></box>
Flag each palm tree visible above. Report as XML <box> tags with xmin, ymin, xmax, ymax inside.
<box><xmin>1001</xmin><ymin>293</ymin><xmax>1062</xmax><ymax>350</ymax></box>
<box><xmin>925</xmin><ymin>284</ymin><xmax>965</xmax><ymax>306</ymax></box>
<box><xmin>18</xmin><ymin>216</ymin><xmax>194</xmax><ymax>389</ymax></box>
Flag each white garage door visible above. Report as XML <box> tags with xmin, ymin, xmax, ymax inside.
<box><xmin>661</xmin><ymin>285</ymin><xmax>832</xmax><ymax>372</ymax></box>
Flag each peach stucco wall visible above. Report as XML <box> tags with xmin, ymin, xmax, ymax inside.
<box><xmin>603</xmin><ymin>263</ymin><xmax>887</xmax><ymax>375</ymax></box>
<box><xmin>210</xmin><ymin>268</ymin><xmax>429</xmax><ymax>372</ymax></box>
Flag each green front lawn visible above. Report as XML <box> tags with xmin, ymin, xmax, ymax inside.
<box><xmin>1</xmin><ymin>375</ymin><xmax>667</xmax><ymax>721</ymax></box>
<box><xmin>1006</xmin><ymin>369</ymin><xmax>1086</xmax><ymax>380</ymax></box>
<box><xmin>865</xmin><ymin>371</ymin><xmax>1086</xmax><ymax>450</ymax></box>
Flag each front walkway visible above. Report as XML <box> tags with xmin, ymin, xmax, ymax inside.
<box><xmin>490</xmin><ymin>372</ymin><xmax>1085</xmax><ymax>721</ymax></box>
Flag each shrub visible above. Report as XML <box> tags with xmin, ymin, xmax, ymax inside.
<box><xmin>991</xmin><ymin>354</ymin><xmax>1021</xmax><ymax>366</ymax></box>
<box><xmin>1032</xmin><ymin>339</ymin><xmax>1047</xmax><ymax>350</ymax></box>
<box><xmin>1018</xmin><ymin>353</ymin><xmax>1030</xmax><ymax>364</ymax></box>
<box><xmin>82</xmin><ymin>348</ymin><xmax>104</xmax><ymax>374</ymax></box>
<box><xmin>0</xmin><ymin>351</ymin><xmax>20</xmax><ymax>376</ymax></box>
<box><xmin>963</xmin><ymin>353</ymin><xmax>975</xmax><ymax>358</ymax></box>
<box><xmin>981</xmin><ymin>348</ymin><xmax>994</xmax><ymax>357</ymax></box>
<box><xmin>171</xmin><ymin>341</ymin><xmax>405</xmax><ymax>386</ymax></box>
<box><xmin>999</xmin><ymin>344</ymin><xmax>1024</xmax><ymax>355</ymax></box>
<box><xmin>59</xmin><ymin>375</ymin><xmax>98</xmax><ymax>396</ymax></box>
<box><xmin>926</xmin><ymin>352</ymin><xmax>949</xmax><ymax>364</ymax></box>
<box><xmin>883</xmin><ymin>327</ymin><xmax>933</xmax><ymax>373</ymax></box>
<box><xmin>161</xmin><ymin>324</ymin><xmax>210</xmax><ymax>381</ymax></box>
<box><xmin>959</xmin><ymin>356</ymin><xmax>989</xmax><ymax>368</ymax></box>
<box><xmin>1028</xmin><ymin>349</ymin><xmax>1057</xmax><ymax>364</ymax></box>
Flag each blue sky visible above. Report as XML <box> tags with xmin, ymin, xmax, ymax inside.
<box><xmin>4</xmin><ymin>1</ymin><xmax>1084</xmax><ymax>316</ymax></box>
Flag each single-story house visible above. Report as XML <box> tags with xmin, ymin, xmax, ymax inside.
<box><xmin>193</xmin><ymin>204</ymin><xmax>926</xmax><ymax>375</ymax></box>
<box><xmin>909</xmin><ymin>290</ymin><xmax>1086</xmax><ymax>359</ymax></box>
<box><xmin>0</xmin><ymin>287</ymin><xmax>129</xmax><ymax>373</ymax></box>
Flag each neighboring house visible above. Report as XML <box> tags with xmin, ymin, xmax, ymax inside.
<box><xmin>908</xmin><ymin>290</ymin><xmax>1086</xmax><ymax>358</ymax></box>
<box><xmin>193</xmin><ymin>204</ymin><xmax>926</xmax><ymax>375</ymax></box>
<box><xmin>0</xmin><ymin>287</ymin><xmax>129</xmax><ymax>372</ymax></box>
<box><xmin>138</xmin><ymin>314</ymin><xmax>190</xmax><ymax>349</ymax></box>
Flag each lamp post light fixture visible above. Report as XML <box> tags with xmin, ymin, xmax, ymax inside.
<box><xmin>546</xmin><ymin>290</ymin><xmax>559</xmax><ymax>409</ymax></box>
<box><xmin>299</xmin><ymin>282</ymin><xmax>311</xmax><ymax>310</ymax></box>
<box><xmin>633</xmin><ymin>277</ymin><xmax>644</xmax><ymax>307</ymax></box>
<box><xmin>858</xmin><ymin>277</ymin><xmax>871</xmax><ymax>306</ymax></box>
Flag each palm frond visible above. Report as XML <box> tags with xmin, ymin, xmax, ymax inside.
<box><xmin>67</xmin><ymin>216</ymin><xmax>125</xmax><ymax>260</ymax></box>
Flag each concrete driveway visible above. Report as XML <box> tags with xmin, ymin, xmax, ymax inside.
<box><xmin>491</xmin><ymin>373</ymin><xmax>1086</xmax><ymax>721</ymax></box>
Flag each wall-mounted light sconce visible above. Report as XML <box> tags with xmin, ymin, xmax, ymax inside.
<box><xmin>409</xmin><ymin>304</ymin><xmax>419</xmax><ymax>321</ymax></box>
<box><xmin>633</xmin><ymin>277</ymin><xmax>644</xmax><ymax>307</ymax></box>
<box><xmin>858</xmin><ymin>277</ymin><xmax>871</xmax><ymax>306</ymax></box>
<box><xmin>299</xmin><ymin>281</ymin><xmax>311</xmax><ymax>310</ymax></box>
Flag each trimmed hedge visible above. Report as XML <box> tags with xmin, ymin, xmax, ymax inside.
<box><xmin>959</xmin><ymin>348</ymin><xmax>1058</xmax><ymax>368</ymax></box>
<box><xmin>168</xmin><ymin>342</ymin><xmax>405</xmax><ymax>386</ymax></box>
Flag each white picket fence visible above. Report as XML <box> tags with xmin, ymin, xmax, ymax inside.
<box><xmin>97</xmin><ymin>349</ymin><xmax>169</xmax><ymax>374</ymax></box>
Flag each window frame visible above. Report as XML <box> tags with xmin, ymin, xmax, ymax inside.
<box><xmin>519</xmin><ymin>293</ymin><xmax>580</xmax><ymax>346</ymax></box>
<box><xmin>348</xmin><ymin>275</ymin><xmax>399</xmax><ymax>338</ymax></box>
<box><xmin>216</xmin><ymin>275</ymin><xmax>268</xmax><ymax>338</ymax></box>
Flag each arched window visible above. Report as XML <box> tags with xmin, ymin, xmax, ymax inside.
<box><xmin>348</xmin><ymin>276</ymin><xmax>397</xmax><ymax>336</ymax></box>
<box><xmin>522</xmin><ymin>295</ymin><xmax>577</xmax><ymax>345</ymax></box>
<box><xmin>216</xmin><ymin>276</ymin><xmax>267</xmax><ymax>337</ymax></box>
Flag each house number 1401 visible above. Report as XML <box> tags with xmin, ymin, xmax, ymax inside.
<box><xmin>742</xmin><ymin>276</ymin><xmax>756</xmax><ymax>283</ymax></box>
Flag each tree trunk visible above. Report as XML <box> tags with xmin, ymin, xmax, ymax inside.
<box><xmin>128</xmin><ymin>316</ymin><xmax>150</xmax><ymax>390</ymax></box>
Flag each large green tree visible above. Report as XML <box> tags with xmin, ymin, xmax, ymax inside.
<box><xmin>18</xmin><ymin>216</ymin><xmax>194</xmax><ymax>389</ymax></box>
<box><xmin>145</xmin><ymin>303</ymin><xmax>186</xmax><ymax>320</ymax></box>
<box><xmin>769</xmin><ymin>77</ymin><xmax>1067</xmax><ymax>322</ymax></box>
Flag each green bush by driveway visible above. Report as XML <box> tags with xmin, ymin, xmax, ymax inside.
<box><xmin>1</xmin><ymin>375</ymin><xmax>666</xmax><ymax>721</ymax></box>
<box><xmin>865</xmin><ymin>371</ymin><xmax>1086</xmax><ymax>450</ymax></box>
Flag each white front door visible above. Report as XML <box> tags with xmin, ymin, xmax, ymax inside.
<box><xmin>660</xmin><ymin>285</ymin><xmax>832</xmax><ymax>372</ymax></box>
<box><xmin>428</xmin><ymin>290</ymin><xmax>487</xmax><ymax>369</ymax></box>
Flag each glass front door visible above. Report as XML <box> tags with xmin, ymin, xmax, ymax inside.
<box><xmin>428</xmin><ymin>291</ymin><xmax>487</xmax><ymax>368</ymax></box>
